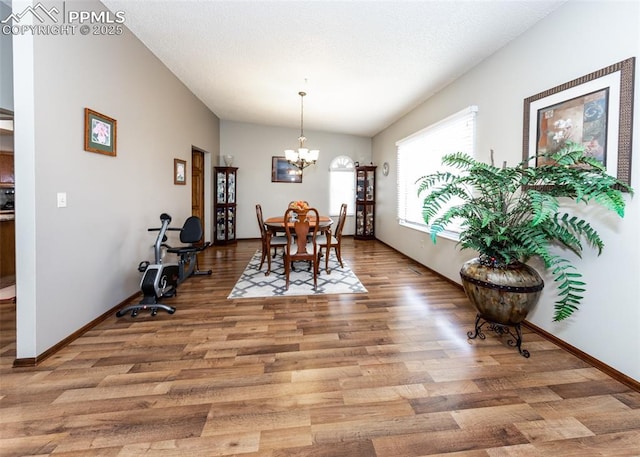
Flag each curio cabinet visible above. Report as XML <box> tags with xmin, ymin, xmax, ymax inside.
<box><xmin>213</xmin><ymin>166</ymin><xmax>237</xmax><ymax>245</ymax></box>
<box><xmin>355</xmin><ymin>165</ymin><xmax>376</xmax><ymax>240</ymax></box>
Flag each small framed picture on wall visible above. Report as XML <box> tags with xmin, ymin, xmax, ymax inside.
<box><xmin>174</xmin><ymin>159</ymin><xmax>186</xmax><ymax>185</ymax></box>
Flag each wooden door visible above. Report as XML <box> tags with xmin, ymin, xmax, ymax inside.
<box><xmin>191</xmin><ymin>148</ymin><xmax>205</xmax><ymax>244</ymax></box>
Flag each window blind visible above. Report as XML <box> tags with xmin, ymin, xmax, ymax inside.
<box><xmin>396</xmin><ymin>105</ymin><xmax>477</xmax><ymax>235</ymax></box>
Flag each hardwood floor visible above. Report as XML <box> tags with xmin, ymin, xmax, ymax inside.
<box><xmin>1</xmin><ymin>238</ymin><xmax>639</xmax><ymax>456</ymax></box>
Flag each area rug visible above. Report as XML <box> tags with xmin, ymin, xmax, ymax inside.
<box><xmin>228</xmin><ymin>250</ymin><xmax>368</xmax><ymax>298</ymax></box>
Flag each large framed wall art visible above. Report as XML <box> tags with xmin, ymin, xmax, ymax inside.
<box><xmin>271</xmin><ymin>156</ymin><xmax>302</xmax><ymax>183</ymax></box>
<box><xmin>523</xmin><ymin>57</ymin><xmax>635</xmax><ymax>186</ymax></box>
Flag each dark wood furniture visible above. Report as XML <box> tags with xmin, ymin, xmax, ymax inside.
<box><xmin>0</xmin><ymin>215</ymin><xmax>15</xmax><ymax>286</ymax></box>
<box><xmin>282</xmin><ymin>207</ymin><xmax>321</xmax><ymax>290</ymax></box>
<box><xmin>0</xmin><ymin>152</ymin><xmax>14</xmax><ymax>187</ymax></box>
<box><xmin>264</xmin><ymin>215</ymin><xmax>333</xmax><ymax>277</ymax></box>
<box><xmin>256</xmin><ymin>204</ymin><xmax>287</xmax><ymax>275</ymax></box>
<box><xmin>355</xmin><ymin>165</ymin><xmax>376</xmax><ymax>239</ymax></box>
<box><xmin>317</xmin><ymin>203</ymin><xmax>347</xmax><ymax>273</ymax></box>
<box><xmin>213</xmin><ymin>166</ymin><xmax>237</xmax><ymax>245</ymax></box>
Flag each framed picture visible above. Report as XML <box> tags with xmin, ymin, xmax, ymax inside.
<box><xmin>174</xmin><ymin>159</ymin><xmax>186</xmax><ymax>185</ymax></box>
<box><xmin>271</xmin><ymin>156</ymin><xmax>302</xmax><ymax>183</ymax></box>
<box><xmin>84</xmin><ymin>108</ymin><xmax>117</xmax><ymax>156</ymax></box>
<box><xmin>523</xmin><ymin>57</ymin><xmax>635</xmax><ymax>185</ymax></box>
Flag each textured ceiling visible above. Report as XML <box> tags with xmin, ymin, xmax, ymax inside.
<box><xmin>101</xmin><ymin>0</ymin><xmax>566</xmax><ymax>137</ymax></box>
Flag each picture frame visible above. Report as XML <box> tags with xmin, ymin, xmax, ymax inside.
<box><xmin>271</xmin><ymin>156</ymin><xmax>302</xmax><ymax>183</ymax></box>
<box><xmin>523</xmin><ymin>57</ymin><xmax>635</xmax><ymax>186</ymax></box>
<box><xmin>174</xmin><ymin>159</ymin><xmax>186</xmax><ymax>185</ymax></box>
<box><xmin>84</xmin><ymin>108</ymin><xmax>117</xmax><ymax>156</ymax></box>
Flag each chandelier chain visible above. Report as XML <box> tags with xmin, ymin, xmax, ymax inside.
<box><xmin>284</xmin><ymin>90</ymin><xmax>318</xmax><ymax>170</ymax></box>
<box><xmin>299</xmin><ymin>91</ymin><xmax>306</xmax><ymax>144</ymax></box>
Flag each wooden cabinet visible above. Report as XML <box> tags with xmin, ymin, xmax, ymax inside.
<box><xmin>213</xmin><ymin>166</ymin><xmax>237</xmax><ymax>245</ymax></box>
<box><xmin>0</xmin><ymin>219</ymin><xmax>15</xmax><ymax>284</ymax></box>
<box><xmin>0</xmin><ymin>152</ymin><xmax>14</xmax><ymax>187</ymax></box>
<box><xmin>355</xmin><ymin>165</ymin><xmax>376</xmax><ymax>240</ymax></box>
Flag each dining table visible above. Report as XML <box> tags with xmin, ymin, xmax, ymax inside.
<box><xmin>263</xmin><ymin>214</ymin><xmax>334</xmax><ymax>275</ymax></box>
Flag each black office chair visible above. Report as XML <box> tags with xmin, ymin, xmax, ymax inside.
<box><xmin>166</xmin><ymin>216</ymin><xmax>212</xmax><ymax>281</ymax></box>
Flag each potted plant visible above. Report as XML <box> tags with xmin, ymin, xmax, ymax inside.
<box><xmin>417</xmin><ymin>141</ymin><xmax>633</xmax><ymax>329</ymax></box>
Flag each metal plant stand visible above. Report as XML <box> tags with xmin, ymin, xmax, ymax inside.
<box><xmin>467</xmin><ymin>314</ymin><xmax>530</xmax><ymax>358</ymax></box>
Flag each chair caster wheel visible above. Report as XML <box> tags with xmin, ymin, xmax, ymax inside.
<box><xmin>151</xmin><ymin>308</ymin><xmax>158</xmax><ymax>316</ymax></box>
<box><xmin>131</xmin><ymin>309</ymin><xmax>138</xmax><ymax>317</ymax></box>
<box><xmin>168</xmin><ymin>307</ymin><xmax>176</xmax><ymax>314</ymax></box>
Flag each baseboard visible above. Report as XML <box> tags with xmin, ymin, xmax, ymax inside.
<box><xmin>376</xmin><ymin>238</ymin><xmax>640</xmax><ymax>392</ymax></box>
<box><xmin>523</xmin><ymin>321</ymin><xmax>640</xmax><ymax>392</ymax></box>
<box><xmin>13</xmin><ymin>291</ymin><xmax>140</xmax><ymax>368</ymax></box>
<box><xmin>12</xmin><ymin>239</ymin><xmax>640</xmax><ymax>393</ymax></box>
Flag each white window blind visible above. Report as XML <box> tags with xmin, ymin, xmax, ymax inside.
<box><xmin>396</xmin><ymin>105</ymin><xmax>477</xmax><ymax>236</ymax></box>
<box><xmin>329</xmin><ymin>155</ymin><xmax>355</xmax><ymax>216</ymax></box>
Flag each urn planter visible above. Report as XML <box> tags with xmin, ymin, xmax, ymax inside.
<box><xmin>460</xmin><ymin>257</ymin><xmax>544</xmax><ymax>357</ymax></box>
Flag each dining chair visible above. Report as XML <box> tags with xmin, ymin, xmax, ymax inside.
<box><xmin>256</xmin><ymin>204</ymin><xmax>287</xmax><ymax>275</ymax></box>
<box><xmin>317</xmin><ymin>203</ymin><xmax>347</xmax><ymax>273</ymax></box>
<box><xmin>283</xmin><ymin>207</ymin><xmax>320</xmax><ymax>290</ymax></box>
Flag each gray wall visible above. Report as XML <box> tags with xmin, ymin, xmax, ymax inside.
<box><xmin>373</xmin><ymin>0</ymin><xmax>640</xmax><ymax>381</ymax></box>
<box><xmin>0</xmin><ymin>2</ymin><xmax>13</xmax><ymax>111</ymax></box>
<box><xmin>220</xmin><ymin>120</ymin><xmax>371</xmax><ymax>238</ymax></box>
<box><xmin>13</xmin><ymin>0</ymin><xmax>219</xmax><ymax>357</ymax></box>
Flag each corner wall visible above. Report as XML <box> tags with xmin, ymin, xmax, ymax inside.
<box><xmin>373</xmin><ymin>1</ymin><xmax>640</xmax><ymax>381</ymax></box>
<box><xmin>13</xmin><ymin>0</ymin><xmax>219</xmax><ymax>358</ymax></box>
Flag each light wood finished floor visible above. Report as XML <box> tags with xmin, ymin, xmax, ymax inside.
<box><xmin>1</xmin><ymin>239</ymin><xmax>639</xmax><ymax>457</ymax></box>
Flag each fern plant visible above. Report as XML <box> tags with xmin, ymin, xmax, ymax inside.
<box><xmin>417</xmin><ymin>141</ymin><xmax>632</xmax><ymax>321</ymax></box>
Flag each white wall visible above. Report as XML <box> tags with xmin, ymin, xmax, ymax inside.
<box><xmin>13</xmin><ymin>0</ymin><xmax>219</xmax><ymax>358</ymax></box>
<box><xmin>220</xmin><ymin>120</ymin><xmax>371</xmax><ymax>239</ymax></box>
<box><xmin>373</xmin><ymin>1</ymin><xmax>640</xmax><ymax>381</ymax></box>
<box><xmin>0</xmin><ymin>2</ymin><xmax>13</xmax><ymax>111</ymax></box>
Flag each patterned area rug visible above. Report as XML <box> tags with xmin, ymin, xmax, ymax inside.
<box><xmin>228</xmin><ymin>250</ymin><xmax>368</xmax><ymax>298</ymax></box>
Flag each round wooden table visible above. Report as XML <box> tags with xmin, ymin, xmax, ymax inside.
<box><xmin>264</xmin><ymin>215</ymin><xmax>333</xmax><ymax>231</ymax></box>
<box><xmin>262</xmin><ymin>215</ymin><xmax>333</xmax><ymax>275</ymax></box>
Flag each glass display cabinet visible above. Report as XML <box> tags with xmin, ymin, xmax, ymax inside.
<box><xmin>355</xmin><ymin>165</ymin><xmax>376</xmax><ymax>240</ymax></box>
<box><xmin>213</xmin><ymin>166</ymin><xmax>237</xmax><ymax>245</ymax></box>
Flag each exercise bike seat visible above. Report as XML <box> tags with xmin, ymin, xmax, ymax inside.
<box><xmin>166</xmin><ymin>216</ymin><xmax>212</xmax><ymax>278</ymax></box>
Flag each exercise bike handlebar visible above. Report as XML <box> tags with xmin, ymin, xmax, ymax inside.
<box><xmin>148</xmin><ymin>227</ymin><xmax>181</xmax><ymax>232</ymax></box>
<box><xmin>149</xmin><ymin>214</ymin><xmax>174</xmax><ymax>264</ymax></box>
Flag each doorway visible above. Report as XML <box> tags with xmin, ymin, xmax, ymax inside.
<box><xmin>191</xmin><ymin>147</ymin><xmax>205</xmax><ymax>245</ymax></box>
<box><xmin>0</xmin><ymin>108</ymin><xmax>16</xmax><ymax>361</ymax></box>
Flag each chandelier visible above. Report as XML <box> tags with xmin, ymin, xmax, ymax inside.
<box><xmin>285</xmin><ymin>91</ymin><xmax>319</xmax><ymax>170</ymax></box>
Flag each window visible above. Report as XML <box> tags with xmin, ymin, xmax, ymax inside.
<box><xmin>396</xmin><ymin>105</ymin><xmax>477</xmax><ymax>238</ymax></box>
<box><xmin>329</xmin><ymin>155</ymin><xmax>355</xmax><ymax>216</ymax></box>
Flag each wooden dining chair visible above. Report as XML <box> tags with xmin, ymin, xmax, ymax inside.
<box><xmin>256</xmin><ymin>204</ymin><xmax>287</xmax><ymax>275</ymax></box>
<box><xmin>317</xmin><ymin>203</ymin><xmax>347</xmax><ymax>273</ymax></box>
<box><xmin>283</xmin><ymin>207</ymin><xmax>320</xmax><ymax>290</ymax></box>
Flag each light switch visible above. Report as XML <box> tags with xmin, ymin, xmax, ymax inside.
<box><xmin>57</xmin><ymin>192</ymin><xmax>67</xmax><ymax>208</ymax></box>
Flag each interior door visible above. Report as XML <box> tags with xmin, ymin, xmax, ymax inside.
<box><xmin>191</xmin><ymin>148</ymin><xmax>205</xmax><ymax>245</ymax></box>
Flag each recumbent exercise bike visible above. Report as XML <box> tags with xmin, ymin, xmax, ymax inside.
<box><xmin>116</xmin><ymin>213</ymin><xmax>212</xmax><ymax>318</ymax></box>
